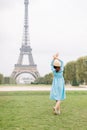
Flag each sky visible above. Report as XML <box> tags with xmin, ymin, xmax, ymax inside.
<box><xmin>0</xmin><ymin>0</ymin><xmax>87</xmax><ymax>77</ymax></box>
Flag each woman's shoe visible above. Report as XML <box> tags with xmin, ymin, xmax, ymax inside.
<box><xmin>57</xmin><ymin>110</ymin><xmax>60</xmax><ymax>115</ymax></box>
<box><xmin>53</xmin><ymin>107</ymin><xmax>60</xmax><ymax>115</ymax></box>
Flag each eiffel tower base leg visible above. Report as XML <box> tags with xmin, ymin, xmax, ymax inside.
<box><xmin>11</xmin><ymin>65</ymin><xmax>40</xmax><ymax>84</ymax></box>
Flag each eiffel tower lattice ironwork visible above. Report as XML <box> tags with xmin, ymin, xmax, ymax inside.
<box><xmin>11</xmin><ymin>0</ymin><xmax>40</xmax><ymax>82</ymax></box>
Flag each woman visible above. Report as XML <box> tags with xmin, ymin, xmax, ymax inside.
<box><xmin>50</xmin><ymin>53</ymin><xmax>66</xmax><ymax>115</ymax></box>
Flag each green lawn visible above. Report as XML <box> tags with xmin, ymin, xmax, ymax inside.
<box><xmin>0</xmin><ymin>91</ymin><xmax>87</xmax><ymax>130</ymax></box>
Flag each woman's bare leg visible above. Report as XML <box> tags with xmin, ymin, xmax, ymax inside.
<box><xmin>54</xmin><ymin>100</ymin><xmax>61</xmax><ymax>114</ymax></box>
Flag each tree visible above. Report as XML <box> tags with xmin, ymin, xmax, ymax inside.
<box><xmin>64</xmin><ymin>61</ymin><xmax>78</xmax><ymax>86</ymax></box>
<box><xmin>76</xmin><ymin>56</ymin><xmax>87</xmax><ymax>84</ymax></box>
<box><xmin>43</xmin><ymin>73</ymin><xmax>53</xmax><ymax>84</ymax></box>
<box><xmin>34</xmin><ymin>73</ymin><xmax>53</xmax><ymax>84</ymax></box>
<box><xmin>3</xmin><ymin>77</ymin><xmax>10</xmax><ymax>84</ymax></box>
<box><xmin>0</xmin><ymin>73</ymin><xmax>4</xmax><ymax>84</ymax></box>
<box><xmin>83</xmin><ymin>56</ymin><xmax>87</xmax><ymax>84</ymax></box>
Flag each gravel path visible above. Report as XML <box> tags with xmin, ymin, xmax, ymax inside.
<box><xmin>0</xmin><ymin>86</ymin><xmax>87</xmax><ymax>91</ymax></box>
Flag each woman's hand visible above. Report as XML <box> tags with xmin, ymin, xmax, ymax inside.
<box><xmin>53</xmin><ymin>53</ymin><xmax>59</xmax><ymax>59</ymax></box>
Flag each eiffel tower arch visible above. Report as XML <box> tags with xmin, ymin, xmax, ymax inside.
<box><xmin>11</xmin><ymin>0</ymin><xmax>40</xmax><ymax>83</ymax></box>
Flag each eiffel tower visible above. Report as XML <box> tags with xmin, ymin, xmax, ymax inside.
<box><xmin>11</xmin><ymin>0</ymin><xmax>40</xmax><ymax>83</ymax></box>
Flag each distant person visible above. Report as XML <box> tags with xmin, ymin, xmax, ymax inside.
<box><xmin>50</xmin><ymin>53</ymin><xmax>66</xmax><ymax>115</ymax></box>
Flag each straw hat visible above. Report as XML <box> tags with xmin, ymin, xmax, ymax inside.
<box><xmin>53</xmin><ymin>59</ymin><xmax>61</xmax><ymax>67</ymax></box>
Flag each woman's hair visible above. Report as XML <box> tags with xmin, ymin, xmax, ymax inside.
<box><xmin>54</xmin><ymin>66</ymin><xmax>60</xmax><ymax>72</ymax></box>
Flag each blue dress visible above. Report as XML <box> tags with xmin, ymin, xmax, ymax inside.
<box><xmin>50</xmin><ymin>59</ymin><xmax>66</xmax><ymax>101</ymax></box>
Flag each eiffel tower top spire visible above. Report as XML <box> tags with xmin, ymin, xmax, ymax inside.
<box><xmin>22</xmin><ymin>0</ymin><xmax>30</xmax><ymax>46</ymax></box>
<box><xmin>16</xmin><ymin>0</ymin><xmax>35</xmax><ymax>66</ymax></box>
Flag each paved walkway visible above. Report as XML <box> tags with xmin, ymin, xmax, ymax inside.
<box><xmin>0</xmin><ymin>86</ymin><xmax>87</xmax><ymax>91</ymax></box>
